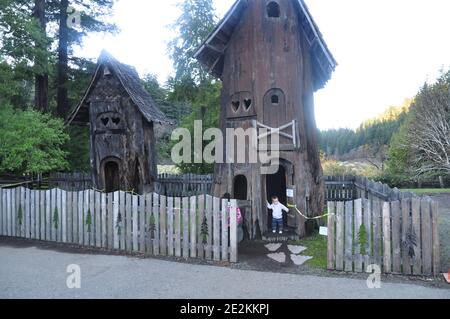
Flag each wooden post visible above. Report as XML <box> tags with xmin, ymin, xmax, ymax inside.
<box><xmin>354</xmin><ymin>199</ymin><xmax>363</xmax><ymax>272</ymax></box>
<box><xmin>182</xmin><ymin>197</ymin><xmax>190</xmax><ymax>259</ymax></box>
<box><xmin>221</xmin><ymin>199</ymin><xmax>229</xmax><ymax>261</ymax></box>
<box><xmin>344</xmin><ymin>200</ymin><xmax>354</xmax><ymax>272</ymax></box>
<box><xmin>174</xmin><ymin>197</ymin><xmax>181</xmax><ymax>257</ymax></box>
<box><xmin>391</xmin><ymin>201</ymin><xmax>401</xmax><ymax>273</ymax></box>
<box><xmin>153</xmin><ymin>193</ymin><xmax>160</xmax><ymax>255</ymax></box>
<box><xmin>421</xmin><ymin>198</ymin><xmax>432</xmax><ymax>275</ymax></box>
<box><xmin>382</xmin><ymin>202</ymin><xmax>392</xmax><ymax>273</ymax></box>
<box><xmin>363</xmin><ymin>198</ymin><xmax>372</xmax><ymax>271</ymax></box>
<box><xmin>431</xmin><ymin>200</ymin><xmax>440</xmax><ymax>276</ymax></box>
<box><xmin>229</xmin><ymin>199</ymin><xmax>238</xmax><ymax>263</ymax></box>
<box><xmin>327</xmin><ymin>201</ymin><xmax>336</xmax><ymax>270</ymax></box>
<box><xmin>411</xmin><ymin>198</ymin><xmax>422</xmax><ymax>275</ymax></box>
<box><xmin>335</xmin><ymin>201</ymin><xmax>344</xmax><ymax>271</ymax></box>
<box><xmin>401</xmin><ymin>198</ymin><xmax>412</xmax><ymax>275</ymax></box>
<box><xmin>167</xmin><ymin>197</ymin><xmax>174</xmax><ymax>256</ymax></box>
<box><xmin>159</xmin><ymin>195</ymin><xmax>167</xmax><ymax>255</ymax></box>
<box><xmin>189</xmin><ymin>196</ymin><xmax>197</xmax><ymax>259</ymax></box>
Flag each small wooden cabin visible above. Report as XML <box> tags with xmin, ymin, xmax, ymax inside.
<box><xmin>67</xmin><ymin>51</ymin><xmax>170</xmax><ymax>194</ymax></box>
<box><xmin>195</xmin><ymin>0</ymin><xmax>336</xmax><ymax>238</ymax></box>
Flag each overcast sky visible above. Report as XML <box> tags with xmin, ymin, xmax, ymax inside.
<box><xmin>76</xmin><ymin>0</ymin><xmax>450</xmax><ymax>130</ymax></box>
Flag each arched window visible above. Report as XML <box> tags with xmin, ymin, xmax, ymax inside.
<box><xmin>267</xmin><ymin>1</ymin><xmax>280</xmax><ymax>18</ymax></box>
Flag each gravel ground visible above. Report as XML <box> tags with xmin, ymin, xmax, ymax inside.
<box><xmin>0</xmin><ymin>243</ymin><xmax>449</xmax><ymax>299</ymax></box>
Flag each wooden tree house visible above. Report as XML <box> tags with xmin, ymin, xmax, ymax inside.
<box><xmin>195</xmin><ymin>0</ymin><xmax>336</xmax><ymax>238</ymax></box>
<box><xmin>67</xmin><ymin>51</ymin><xmax>170</xmax><ymax>194</ymax></box>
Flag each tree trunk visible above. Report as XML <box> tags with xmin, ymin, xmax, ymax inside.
<box><xmin>33</xmin><ymin>0</ymin><xmax>48</xmax><ymax>112</ymax></box>
<box><xmin>56</xmin><ymin>0</ymin><xmax>69</xmax><ymax>118</ymax></box>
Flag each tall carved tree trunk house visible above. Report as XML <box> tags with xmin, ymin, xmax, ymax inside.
<box><xmin>195</xmin><ymin>0</ymin><xmax>336</xmax><ymax>238</ymax></box>
<box><xmin>67</xmin><ymin>51</ymin><xmax>170</xmax><ymax>194</ymax></box>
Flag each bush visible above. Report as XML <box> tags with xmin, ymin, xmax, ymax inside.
<box><xmin>0</xmin><ymin>105</ymin><xmax>69</xmax><ymax>175</ymax></box>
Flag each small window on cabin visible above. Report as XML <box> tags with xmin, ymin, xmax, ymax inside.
<box><xmin>271</xmin><ymin>94</ymin><xmax>279</xmax><ymax>104</ymax></box>
<box><xmin>267</xmin><ymin>2</ymin><xmax>280</xmax><ymax>18</ymax></box>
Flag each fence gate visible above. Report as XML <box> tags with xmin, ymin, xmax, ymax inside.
<box><xmin>327</xmin><ymin>198</ymin><xmax>440</xmax><ymax>276</ymax></box>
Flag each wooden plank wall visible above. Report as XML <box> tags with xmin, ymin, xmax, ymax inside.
<box><xmin>327</xmin><ymin>197</ymin><xmax>440</xmax><ymax>276</ymax></box>
<box><xmin>0</xmin><ymin>187</ymin><xmax>238</xmax><ymax>263</ymax></box>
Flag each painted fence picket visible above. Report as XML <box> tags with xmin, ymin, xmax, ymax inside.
<box><xmin>213</xmin><ymin>197</ymin><xmax>221</xmax><ymax>261</ymax></box>
<box><xmin>421</xmin><ymin>199</ymin><xmax>432</xmax><ymax>276</ymax></box>
<box><xmin>132</xmin><ymin>194</ymin><xmax>138</xmax><ymax>252</ymax></box>
<box><xmin>354</xmin><ymin>199</ymin><xmax>363</xmax><ymax>272</ymax></box>
<box><xmin>344</xmin><ymin>200</ymin><xmax>353</xmax><ymax>272</ymax></box>
<box><xmin>61</xmin><ymin>189</ymin><xmax>67</xmax><ymax>243</ymax></box>
<box><xmin>32</xmin><ymin>191</ymin><xmax>37</xmax><ymax>239</ymax></box>
<box><xmin>221</xmin><ymin>199</ymin><xmax>229</xmax><ymax>261</ymax></box>
<box><xmin>101</xmin><ymin>192</ymin><xmax>107</xmax><ymax>248</ymax></box>
<box><xmin>11</xmin><ymin>188</ymin><xmax>16</xmax><ymax>237</ymax></box>
<box><xmin>107</xmin><ymin>192</ymin><xmax>114</xmax><ymax>250</ymax></box>
<box><xmin>205</xmin><ymin>195</ymin><xmax>213</xmax><ymax>260</ymax></box>
<box><xmin>382</xmin><ymin>202</ymin><xmax>392</xmax><ymax>273</ymax></box>
<box><xmin>119</xmin><ymin>191</ymin><xmax>125</xmax><ymax>250</ymax></box>
<box><xmin>72</xmin><ymin>191</ymin><xmax>78</xmax><ymax>244</ymax></box>
<box><xmin>431</xmin><ymin>200</ymin><xmax>440</xmax><ymax>276</ymax></box>
<box><xmin>0</xmin><ymin>188</ymin><xmax>3</xmax><ymax>236</ymax></box>
<box><xmin>372</xmin><ymin>200</ymin><xmax>382</xmax><ymax>267</ymax></box>
<box><xmin>174</xmin><ymin>197</ymin><xmax>181</xmax><ymax>257</ymax></box>
<box><xmin>89</xmin><ymin>189</ymin><xmax>95</xmax><ymax>247</ymax></box>
<box><xmin>153</xmin><ymin>193</ymin><xmax>160</xmax><ymax>255</ymax></box>
<box><xmin>140</xmin><ymin>194</ymin><xmax>147</xmax><ymax>254</ymax></box>
<box><xmin>113</xmin><ymin>192</ymin><xmax>120</xmax><ymax>250</ymax></box>
<box><xmin>159</xmin><ymin>195</ymin><xmax>167</xmax><ymax>255</ymax></box>
<box><xmin>411</xmin><ymin>198</ymin><xmax>422</xmax><ymax>275</ymax></box>
<box><xmin>401</xmin><ymin>198</ymin><xmax>412</xmax><ymax>275</ymax></box>
<box><xmin>363</xmin><ymin>199</ymin><xmax>372</xmax><ymax>271</ymax></box>
<box><xmin>335</xmin><ymin>201</ymin><xmax>344</xmax><ymax>271</ymax></box>
<box><xmin>126</xmin><ymin>193</ymin><xmax>132</xmax><ymax>253</ymax></box>
<box><xmin>327</xmin><ymin>201</ymin><xmax>335</xmax><ymax>270</ymax></box>
<box><xmin>66</xmin><ymin>191</ymin><xmax>72</xmax><ymax>243</ymax></box>
<box><xmin>95</xmin><ymin>190</ymin><xmax>101</xmax><ymax>248</ymax></box>
<box><xmin>189</xmin><ymin>196</ymin><xmax>197</xmax><ymax>259</ymax></box>
<box><xmin>391</xmin><ymin>201</ymin><xmax>402</xmax><ymax>273</ymax></box>
<box><xmin>197</xmin><ymin>194</ymin><xmax>205</xmax><ymax>258</ymax></box>
<box><xmin>167</xmin><ymin>197</ymin><xmax>174</xmax><ymax>256</ymax></box>
<box><xmin>229</xmin><ymin>199</ymin><xmax>238</xmax><ymax>263</ymax></box>
<box><xmin>182</xmin><ymin>197</ymin><xmax>189</xmax><ymax>259</ymax></box>
<box><xmin>77</xmin><ymin>190</ymin><xmax>84</xmax><ymax>245</ymax></box>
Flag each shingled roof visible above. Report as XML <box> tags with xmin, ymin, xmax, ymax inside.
<box><xmin>194</xmin><ymin>0</ymin><xmax>337</xmax><ymax>91</ymax></box>
<box><xmin>67</xmin><ymin>50</ymin><xmax>170</xmax><ymax>125</ymax></box>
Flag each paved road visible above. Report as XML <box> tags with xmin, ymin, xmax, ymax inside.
<box><xmin>0</xmin><ymin>246</ymin><xmax>449</xmax><ymax>299</ymax></box>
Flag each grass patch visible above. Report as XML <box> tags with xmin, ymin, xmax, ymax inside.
<box><xmin>401</xmin><ymin>188</ymin><xmax>450</xmax><ymax>194</ymax></box>
<box><xmin>290</xmin><ymin>233</ymin><xmax>327</xmax><ymax>269</ymax></box>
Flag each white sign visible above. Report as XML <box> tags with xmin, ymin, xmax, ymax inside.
<box><xmin>319</xmin><ymin>226</ymin><xmax>328</xmax><ymax>236</ymax></box>
<box><xmin>286</xmin><ymin>189</ymin><xmax>294</xmax><ymax>198</ymax></box>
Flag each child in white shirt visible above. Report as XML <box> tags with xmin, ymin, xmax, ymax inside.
<box><xmin>267</xmin><ymin>196</ymin><xmax>289</xmax><ymax>234</ymax></box>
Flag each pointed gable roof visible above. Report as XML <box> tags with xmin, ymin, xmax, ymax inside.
<box><xmin>67</xmin><ymin>50</ymin><xmax>171</xmax><ymax>125</ymax></box>
<box><xmin>194</xmin><ymin>0</ymin><xmax>337</xmax><ymax>91</ymax></box>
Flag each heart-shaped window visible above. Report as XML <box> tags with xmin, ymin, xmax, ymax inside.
<box><xmin>244</xmin><ymin>99</ymin><xmax>252</xmax><ymax>111</ymax></box>
<box><xmin>112</xmin><ymin>117</ymin><xmax>121</xmax><ymax>125</ymax></box>
<box><xmin>101</xmin><ymin>118</ymin><xmax>109</xmax><ymax>126</ymax></box>
<box><xmin>231</xmin><ymin>101</ymin><xmax>240</xmax><ymax>112</ymax></box>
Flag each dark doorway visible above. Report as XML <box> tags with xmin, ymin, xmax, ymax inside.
<box><xmin>233</xmin><ymin>175</ymin><xmax>248</xmax><ymax>200</ymax></box>
<box><xmin>266</xmin><ymin>165</ymin><xmax>287</xmax><ymax>229</ymax></box>
<box><xmin>104</xmin><ymin>161</ymin><xmax>120</xmax><ymax>193</ymax></box>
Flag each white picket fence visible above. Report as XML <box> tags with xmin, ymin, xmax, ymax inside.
<box><xmin>0</xmin><ymin>187</ymin><xmax>238</xmax><ymax>262</ymax></box>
